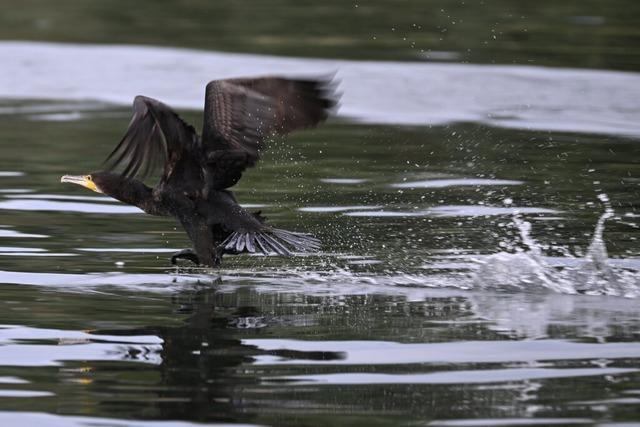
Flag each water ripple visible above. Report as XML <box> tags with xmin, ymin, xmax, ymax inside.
<box><xmin>0</xmin><ymin>325</ymin><xmax>162</xmax><ymax>367</ymax></box>
<box><xmin>0</xmin><ymin>199</ymin><xmax>142</xmax><ymax>214</ymax></box>
<box><xmin>273</xmin><ymin>367</ymin><xmax>638</xmax><ymax>385</ymax></box>
<box><xmin>391</xmin><ymin>178</ymin><xmax>524</xmax><ymax>189</ymax></box>
<box><xmin>247</xmin><ymin>339</ymin><xmax>640</xmax><ymax>365</ymax></box>
<box><xmin>344</xmin><ymin>205</ymin><xmax>559</xmax><ymax>217</ymax></box>
<box><xmin>0</xmin><ymin>412</ymin><xmax>260</xmax><ymax>427</ymax></box>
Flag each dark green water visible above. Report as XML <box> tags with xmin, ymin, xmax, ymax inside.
<box><xmin>2</xmin><ymin>0</ymin><xmax>640</xmax><ymax>70</ymax></box>
<box><xmin>0</xmin><ymin>2</ymin><xmax>639</xmax><ymax>426</ymax></box>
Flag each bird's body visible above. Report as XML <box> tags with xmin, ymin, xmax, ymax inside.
<box><xmin>62</xmin><ymin>76</ymin><xmax>336</xmax><ymax>267</ymax></box>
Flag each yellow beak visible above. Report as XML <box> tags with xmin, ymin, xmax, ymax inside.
<box><xmin>60</xmin><ymin>175</ymin><xmax>101</xmax><ymax>193</ymax></box>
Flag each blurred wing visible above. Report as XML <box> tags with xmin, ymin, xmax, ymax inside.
<box><xmin>104</xmin><ymin>96</ymin><xmax>197</xmax><ymax>181</ymax></box>
<box><xmin>201</xmin><ymin>76</ymin><xmax>337</xmax><ymax>187</ymax></box>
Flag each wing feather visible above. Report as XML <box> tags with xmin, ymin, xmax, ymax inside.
<box><xmin>104</xmin><ymin>96</ymin><xmax>196</xmax><ymax>182</ymax></box>
<box><xmin>201</xmin><ymin>76</ymin><xmax>338</xmax><ymax>189</ymax></box>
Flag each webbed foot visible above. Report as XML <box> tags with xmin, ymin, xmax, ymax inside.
<box><xmin>171</xmin><ymin>248</ymin><xmax>200</xmax><ymax>265</ymax></box>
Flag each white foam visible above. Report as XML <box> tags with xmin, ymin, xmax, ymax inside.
<box><xmin>471</xmin><ymin>205</ymin><xmax>640</xmax><ymax>297</ymax></box>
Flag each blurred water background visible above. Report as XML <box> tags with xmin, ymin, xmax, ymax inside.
<box><xmin>0</xmin><ymin>1</ymin><xmax>639</xmax><ymax>426</ymax></box>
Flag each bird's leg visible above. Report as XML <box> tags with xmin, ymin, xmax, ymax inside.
<box><xmin>179</xmin><ymin>246</ymin><xmax>223</xmax><ymax>267</ymax></box>
<box><xmin>213</xmin><ymin>245</ymin><xmax>225</xmax><ymax>266</ymax></box>
<box><xmin>171</xmin><ymin>248</ymin><xmax>200</xmax><ymax>265</ymax></box>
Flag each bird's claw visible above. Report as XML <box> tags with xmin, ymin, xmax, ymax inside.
<box><xmin>171</xmin><ymin>248</ymin><xmax>200</xmax><ymax>265</ymax></box>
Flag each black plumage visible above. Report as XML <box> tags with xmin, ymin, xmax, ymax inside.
<box><xmin>61</xmin><ymin>76</ymin><xmax>337</xmax><ymax>267</ymax></box>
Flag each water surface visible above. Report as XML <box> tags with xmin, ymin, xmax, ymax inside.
<box><xmin>0</xmin><ymin>6</ymin><xmax>639</xmax><ymax>426</ymax></box>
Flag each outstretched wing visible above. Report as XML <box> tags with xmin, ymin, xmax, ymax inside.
<box><xmin>201</xmin><ymin>76</ymin><xmax>337</xmax><ymax>188</ymax></box>
<box><xmin>104</xmin><ymin>96</ymin><xmax>197</xmax><ymax>182</ymax></box>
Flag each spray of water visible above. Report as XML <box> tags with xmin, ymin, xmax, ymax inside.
<box><xmin>471</xmin><ymin>195</ymin><xmax>640</xmax><ymax>297</ymax></box>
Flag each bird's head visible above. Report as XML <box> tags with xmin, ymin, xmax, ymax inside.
<box><xmin>60</xmin><ymin>172</ymin><xmax>127</xmax><ymax>196</ymax></box>
<box><xmin>61</xmin><ymin>172</ymin><xmax>153</xmax><ymax>211</ymax></box>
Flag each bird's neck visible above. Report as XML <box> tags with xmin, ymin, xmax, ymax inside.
<box><xmin>107</xmin><ymin>178</ymin><xmax>158</xmax><ymax>214</ymax></box>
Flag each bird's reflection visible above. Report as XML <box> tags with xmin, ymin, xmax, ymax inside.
<box><xmin>98</xmin><ymin>282</ymin><xmax>344</xmax><ymax>422</ymax></box>
<box><xmin>155</xmin><ymin>285</ymin><xmax>256</xmax><ymax>422</ymax></box>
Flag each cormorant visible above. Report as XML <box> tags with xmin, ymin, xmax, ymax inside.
<box><xmin>61</xmin><ymin>76</ymin><xmax>337</xmax><ymax>267</ymax></box>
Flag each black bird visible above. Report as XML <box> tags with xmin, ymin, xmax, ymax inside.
<box><xmin>61</xmin><ymin>76</ymin><xmax>336</xmax><ymax>267</ymax></box>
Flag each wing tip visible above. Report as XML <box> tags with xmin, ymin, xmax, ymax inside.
<box><xmin>288</xmin><ymin>73</ymin><xmax>341</xmax><ymax>119</ymax></box>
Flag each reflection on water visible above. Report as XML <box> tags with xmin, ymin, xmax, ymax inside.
<box><xmin>271</xmin><ymin>368</ymin><xmax>638</xmax><ymax>385</ymax></box>
<box><xmin>0</xmin><ymin>198</ymin><xmax>142</xmax><ymax>214</ymax></box>
<box><xmin>2</xmin><ymin>42</ymin><xmax>640</xmax><ymax>137</ymax></box>
<box><xmin>0</xmin><ymin>325</ymin><xmax>162</xmax><ymax>366</ymax></box>
<box><xmin>391</xmin><ymin>178</ymin><xmax>524</xmax><ymax>189</ymax></box>
<box><xmin>0</xmin><ymin>283</ymin><xmax>639</xmax><ymax>425</ymax></box>
<box><xmin>0</xmin><ymin>413</ymin><xmax>260</xmax><ymax>427</ymax></box>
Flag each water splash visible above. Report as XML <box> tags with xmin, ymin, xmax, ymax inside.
<box><xmin>472</xmin><ymin>217</ymin><xmax>575</xmax><ymax>294</ymax></box>
<box><xmin>471</xmin><ymin>195</ymin><xmax>640</xmax><ymax>297</ymax></box>
<box><xmin>571</xmin><ymin>193</ymin><xmax>620</xmax><ymax>295</ymax></box>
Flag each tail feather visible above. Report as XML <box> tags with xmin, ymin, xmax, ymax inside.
<box><xmin>256</xmin><ymin>234</ymin><xmax>271</xmax><ymax>255</ymax></box>
<box><xmin>261</xmin><ymin>233</ymin><xmax>292</xmax><ymax>256</ymax></box>
<box><xmin>225</xmin><ymin>233</ymin><xmax>241</xmax><ymax>251</ymax></box>
<box><xmin>245</xmin><ymin>232</ymin><xmax>255</xmax><ymax>252</ymax></box>
<box><xmin>235</xmin><ymin>234</ymin><xmax>246</xmax><ymax>252</ymax></box>
<box><xmin>221</xmin><ymin>227</ymin><xmax>320</xmax><ymax>256</ymax></box>
<box><xmin>272</xmin><ymin>229</ymin><xmax>320</xmax><ymax>251</ymax></box>
<box><xmin>254</xmin><ymin>234</ymin><xmax>270</xmax><ymax>255</ymax></box>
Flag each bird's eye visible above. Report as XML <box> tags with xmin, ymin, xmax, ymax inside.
<box><xmin>86</xmin><ymin>176</ymin><xmax>93</xmax><ymax>181</ymax></box>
